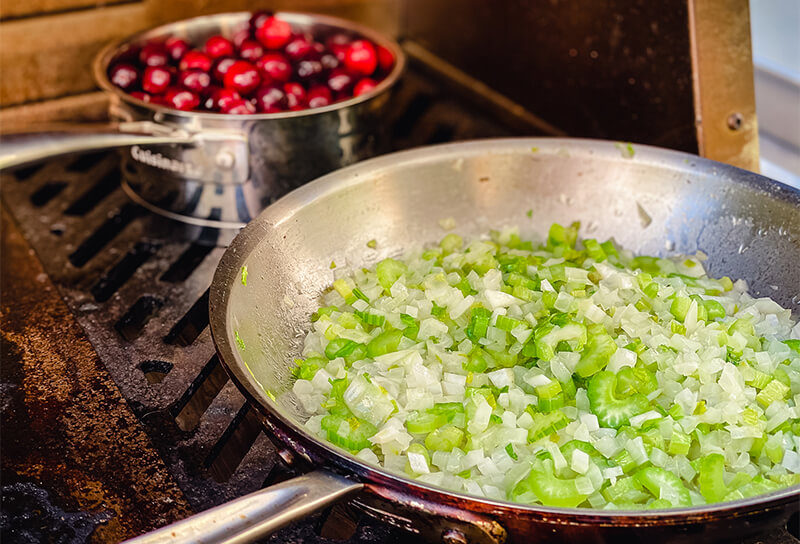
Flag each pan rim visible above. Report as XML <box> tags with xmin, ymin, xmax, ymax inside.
<box><xmin>209</xmin><ymin>137</ymin><xmax>800</xmax><ymax>522</ymax></box>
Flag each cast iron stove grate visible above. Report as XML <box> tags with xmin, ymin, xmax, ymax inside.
<box><xmin>1</xmin><ymin>67</ymin><xmax>796</xmax><ymax>544</ymax></box>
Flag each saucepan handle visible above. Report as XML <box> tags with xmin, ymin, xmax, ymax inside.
<box><xmin>123</xmin><ymin>470</ymin><xmax>363</xmax><ymax>544</ymax></box>
<box><xmin>0</xmin><ymin>122</ymin><xmax>195</xmax><ymax>171</ymax></box>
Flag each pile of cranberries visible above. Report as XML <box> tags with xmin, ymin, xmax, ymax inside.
<box><xmin>107</xmin><ymin>11</ymin><xmax>395</xmax><ymax>114</ymax></box>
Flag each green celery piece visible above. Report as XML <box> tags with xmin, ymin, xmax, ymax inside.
<box><xmin>615</xmin><ymin>367</ymin><xmax>658</xmax><ymax>396</ymax></box>
<box><xmin>526</xmin><ymin>458</ymin><xmax>589</xmax><ymax>507</ymax></box>
<box><xmin>467</xmin><ymin>307</ymin><xmax>492</xmax><ymax>340</ymax></box>
<box><xmin>668</xmin><ymin>428</ymin><xmax>691</xmax><ymax>456</ymax></box>
<box><xmin>784</xmin><ymin>339</ymin><xmax>800</xmax><ymax>355</ymax></box>
<box><xmin>574</xmin><ymin>330</ymin><xmax>617</xmax><ymax>377</ymax></box>
<box><xmin>756</xmin><ymin>379</ymin><xmax>790</xmax><ymax>408</ymax></box>
<box><xmin>547</xmin><ymin>222</ymin><xmax>580</xmax><ymax>250</ymax></box>
<box><xmin>634</xmin><ymin>466</ymin><xmax>692</xmax><ymax>507</ymax></box>
<box><xmin>464</xmin><ymin>348</ymin><xmax>490</xmax><ymax>373</ymax></box>
<box><xmin>643</xmin><ymin>282</ymin><xmax>659</xmax><ymax>298</ymax></box>
<box><xmin>376</xmin><ymin>258</ymin><xmax>408</xmax><ymax>290</ymax></box>
<box><xmin>647</xmin><ymin>499</ymin><xmax>673</xmax><ymax>510</ymax></box>
<box><xmin>602</xmin><ymin>476</ymin><xmax>649</xmax><ymax>504</ymax></box>
<box><xmin>325</xmin><ymin>338</ymin><xmax>359</xmax><ymax>360</ymax></box>
<box><xmin>527</xmin><ymin>410</ymin><xmax>569</xmax><ymax>442</ymax></box>
<box><xmin>505</xmin><ymin>443</ymin><xmax>518</xmax><ymax>460</ymax></box>
<box><xmin>535</xmin><ymin>322</ymin><xmax>588</xmax><ymax>361</ymax></box>
<box><xmin>485</xmin><ymin>347</ymin><xmax>517</xmax><ymax>368</ymax></box>
<box><xmin>440</xmin><ymin>233</ymin><xmax>464</xmax><ymax>253</ymax></box>
<box><xmin>631</xmin><ymin>256</ymin><xmax>663</xmax><ymax>275</ymax></box>
<box><xmin>670</xmin><ymin>296</ymin><xmax>691</xmax><ymax>323</ymax></box>
<box><xmin>321</xmin><ymin>414</ymin><xmax>377</xmax><ymax>451</ymax></box>
<box><xmin>425</xmin><ymin>425</ymin><xmax>466</xmax><ymax>452</ymax></box>
<box><xmin>560</xmin><ymin>440</ymin><xmax>611</xmax><ymax>470</ymax></box>
<box><xmin>582</xmin><ymin>238</ymin><xmax>607</xmax><ymax>262</ymax></box>
<box><xmin>697</xmin><ymin>453</ymin><xmax>728</xmax><ymax>503</ymax></box>
<box><xmin>367</xmin><ymin>329</ymin><xmax>403</xmax><ymax>357</ymax></box>
<box><xmin>294</xmin><ymin>356</ymin><xmax>325</xmax><ymax>380</ymax></box>
<box><xmin>723</xmin><ymin>476</ymin><xmax>781</xmax><ymax>501</ymax></box>
<box><xmin>496</xmin><ymin>314</ymin><xmax>524</xmax><ymax>331</ymax></box>
<box><xmin>536</xmin><ymin>380</ymin><xmax>562</xmax><ymax>400</ymax></box>
<box><xmin>587</xmin><ymin>371</ymin><xmax>650</xmax><ymax>429</ymax></box>
<box><xmin>405</xmin><ymin>410</ymin><xmax>450</xmax><ymax>434</ymax></box>
<box><xmin>703</xmin><ymin>299</ymin><xmax>726</xmax><ymax>321</ymax></box>
<box><xmin>538</xmin><ymin>393</ymin><xmax>565</xmax><ymax>413</ymax></box>
<box><xmin>429</xmin><ymin>402</ymin><xmax>465</xmax><ymax>420</ymax></box>
<box><xmin>344</xmin><ymin>343</ymin><xmax>368</xmax><ymax>366</ymax></box>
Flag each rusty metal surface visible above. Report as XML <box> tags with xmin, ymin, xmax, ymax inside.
<box><xmin>0</xmin><ymin>209</ymin><xmax>193</xmax><ymax>542</ymax></box>
<box><xmin>405</xmin><ymin>0</ymin><xmax>700</xmax><ymax>153</ymax></box>
<box><xmin>688</xmin><ymin>0</ymin><xmax>760</xmax><ymax>171</ymax></box>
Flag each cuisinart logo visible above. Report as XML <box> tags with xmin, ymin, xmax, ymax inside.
<box><xmin>130</xmin><ymin>145</ymin><xmax>204</xmax><ymax>177</ymax></box>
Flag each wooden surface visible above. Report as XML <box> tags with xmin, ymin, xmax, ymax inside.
<box><xmin>0</xmin><ymin>0</ymin><xmax>400</xmax><ymax>119</ymax></box>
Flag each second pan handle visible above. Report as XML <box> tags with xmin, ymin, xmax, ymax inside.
<box><xmin>123</xmin><ymin>470</ymin><xmax>363</xmax><ymax>544</ymax></box>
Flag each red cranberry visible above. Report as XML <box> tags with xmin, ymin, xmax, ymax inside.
<box><xmin>238</xmin><ymin>40</ymin><xmax>264</xmax><ymax>61</ymax></box>
<box><xmin>142</xmin><ymin>66</ymin><xmax>172</xmax><ymax>94</ymax></box>
<box><xmin>256</xmin><ymin>53</ymin><xmax>291</xmax><ymax>83</ymax></box>
<box><xmin>212</xmin><ymin>57</ymin><xmax>238</xmax><ymax>83</ymax></box>
<box><xmin>283</xmin><ymin>82</ymin><xmax>307</xmax><ymax>109</ymax></box>
<box><xmin>207</xmin><ymin>88</ymin><xmax>241</xmax><ymax>111</ymax></box>
<box><xmin>326</xmin><ymin>33</ymin><xmax>351</xmax><ymax>61</ymax></box>
<box><xmin>139</xmin><ymin>43</ymin><xmax>169</xmax><ymax>67</ymax></box>
<box><xmin>320</xmin><ymin>52</ymin><xmax>339</xmax><ymax>71</ymax></box>
<box><xmin>255</xmin><ymin>16</ymin><xmax>292</xmax><ymax>50</ymax></box>
<box><xmin>165</xmin><ymin>37</ymin><xmax>190</xmax><ymax>62</ymax></box>
<box><xmin>109</xmin><ymin>63</ymin><xmax>139</xmax><ymax>91</ymax></box>
<box><xmin>255</xmin><ymin>84</ymin><xmax>287</xmax><ymax>112</ymax></box>
<box><xmin>249</xmin><ymin>11</ymin><xmax>274</xmax><ymax>32</ymax></box>
<box><xmin>377</xmin><ymin>45</ymin><xmax>394</xmax><ymax>73</ymax></box>
<box><xmin>232</xmin><ymin>26</ymin><xmax>251</xmax><ymax>49</ymax></box>
<box><xmin>204</xmin><ymin>35</ymin><xmax>235</xmax><ymax>59</ymax></box>
<box><xmin>294</xmin><ymin>58</ymin><xmax>323</xmax><ymax>82</ymax></box>
<box><xmin>163</xmin><ymin>87</ymin><xmax>200</xmax><ymax>111</ymax></box>
<box><xmin>284</xmin><ymin>36</ymin><xmax>312</xmax><ymax>61</ymax></box>
<box><xmin>222</xmin><ymin>98</ymin><xmax>256</xmax><ymax>114</ymax></box>
<box><xmin>129</xmin><ymin>91</ymin><xmax>151</xmax><ymax>103</ymax></box>
<box><xmin>327</xmin><ymin>68</ymin><xmax>354</xmax><ymax>94</ymax></box>
<box><xmin>353</xmin><ymin>77</ymin><xmax>377</xmax><ymax>96</ymax></box>
<box><xmin>224</xmin><ymin>60</ymin><xmax>261</xmax><ymax>96</ymax></box>
<box><xmin>178</xmin><ymin>69</ymin><xmax>211</xmax><ymax>93</ymax></box>
<box><xmin>180</xmin><ymin>51</ymin><xmax>213</xmax><ymax>72</ymax></box>
<box><xmin>307</xmin><ymin>85</ymin><xmax>332</xmax><ymax>108</ymax></box>
<box><xmin>113</xmin><ymin>44</ymin><xmax>141</xmax><ymax>64</ymax></box>
<box><xmin>344</xmin><ymin>40</ymin><xmax>377</xmax><ymax>76</ymax></box>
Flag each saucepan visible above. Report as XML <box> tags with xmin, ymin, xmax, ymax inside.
<box><xmin>127</xmin><ymin>139</ymin><xmax>799</xmax><ymax>543</ymax></box>
<box><xmin>0</xmin><ymin>11</ymin><xmax>405</xmax><ymax>228</ymax></box>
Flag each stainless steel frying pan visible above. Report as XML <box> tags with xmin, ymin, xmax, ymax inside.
<box><xmin>139</xmin><ymin>138</ymin><xmax>799</xmax><ymax>543</ymax></box>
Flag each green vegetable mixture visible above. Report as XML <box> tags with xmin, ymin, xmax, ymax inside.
<box><xmin>289</xmin><ymin>222</ymin><xmax>800</xmax><ymax>509</ymax></box>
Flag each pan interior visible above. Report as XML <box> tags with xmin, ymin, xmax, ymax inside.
<box><xmin>221</xmin><ymin>138</ymin><xmax>800</xmax><ymax>439</ymax></box>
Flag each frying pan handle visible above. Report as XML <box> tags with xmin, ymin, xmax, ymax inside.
<box><xmin>123</xmin><ymin>470</ymin><xmax>363</xmax><ymax>544</ymax></box>
<box><xmin>0</xmin><ymin>122</ymin><xmax>195</xmax><ymax>171</ymax></box>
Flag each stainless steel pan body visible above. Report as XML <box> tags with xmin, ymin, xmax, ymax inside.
<box><xmin>148</xmin><ymin>139</ymin><xmax>800</xmax><ymax>543</ymax></box>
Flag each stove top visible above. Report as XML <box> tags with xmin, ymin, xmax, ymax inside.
<box><xmin>1</xmin><ymin>59</ymin><xmax>797</xmax><ymax>544</ymax></box>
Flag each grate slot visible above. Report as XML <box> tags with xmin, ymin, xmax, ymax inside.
<box><xmin>205</xmin><ymin>404</ymin><xmax>263</xmax><ymax>482</ymax></box>
<box><xmin>164</xmin><ymin>289</ymin><xmax>209</xmax><ymax>346</ymax></box>
<box><xmin>68</xmin><ymin>203</ymin><xmax>142</xmax><ymax>268</ymax></box>
<box><xmin>160</xmin><ymin>243</ymin><xmax>216</xmax><ymax>284</ymax></box>
<box><xmin>115</xmin><ymin>295</ymin><xmax>165</xmax><ymax>341</ymax></box>
<box><xmin>30</xmin><ymin>182</ymin><xmax>68</xmax><ymax>207</ymax></box>
<box><xmin>91</xmin><ymin>242</ymin><xmax>159</xmax><ymax>303</ymax></box>
<box><xmin>391</xmin><ymin>93</ymin><xmax>434</xmax><ymax>139</ymax></box>
<box><xmin>9</xmin><ymin>163</ymin><xmax>45</xmax><ymax>181</ymax></box>
<box><xmin>138</xmin><ymin>360</ymin><xmax>174</xmax><ymax>384</ymax></box>
<box><xmin>64</xmin><ymin>167</ymin><xmax>121</xmax><ymax>216</ymax></box>
<box><xmin>66</xmin><ymin>152</ymin><xmax>108</xmax><ymax>173</ymax></box>
<box><xmin>171</xmin><ymin>353</ymin><xmax>229</xmax><ymax>431</ymax></box>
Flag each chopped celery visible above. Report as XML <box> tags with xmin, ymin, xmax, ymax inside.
<box><xmin>367</xmin><ymin>329</ymin><xmax>403</xmax><ymax>357</ymax></box>
<box><xmin>525</xmin><ymin>458</ymin><xmax>590</xmax><ymax>507</ymax></box>
<box><xmin>425</xmin><ymin>425</ymin><xmax>465</xmax><ymax>452</ymax></box>
<box><xmin>634</xmin><ymin>466</ymin><xmax>691</xmax><ymax>507</ymax></box>
<box><xmin>587</xmin><ymin>371</ymin><xmax>650</xmax><ymax>429</ymax></box>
